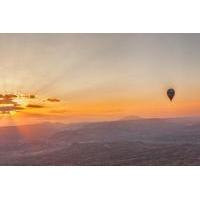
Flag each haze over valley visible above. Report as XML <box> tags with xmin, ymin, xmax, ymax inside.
<box><xmin>1</xmin><ymin>117</ymin><xmax>200</xmax><ymax>165</ymax></box>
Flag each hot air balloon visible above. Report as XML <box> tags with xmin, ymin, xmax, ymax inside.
<box><xmin>167</xmin><ymin>88</ymin><xmax>175</xmax><ymax>101</ymax></box>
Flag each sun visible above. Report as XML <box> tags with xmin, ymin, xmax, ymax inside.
<box><xmin>13</xmin><ymin>96</ymin><xmax>28</xmax><ymax>107</ymax></box>
<box><xmin>9</xmin><ymin>110</ymin><xmax>17</xmax><ymax>116</ymax></box>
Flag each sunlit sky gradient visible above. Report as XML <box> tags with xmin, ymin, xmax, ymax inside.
<box><xmin>1</xmin><ymin>33</ymin><xmax>200</xmax><ymax>125</ymax></box>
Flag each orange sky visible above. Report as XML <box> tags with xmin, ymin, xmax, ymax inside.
<box><xmin>1</xmin><ymin>34</ymin><xmax>200</xmax><ymax>125</ymax></box>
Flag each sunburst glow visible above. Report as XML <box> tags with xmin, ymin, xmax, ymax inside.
<box><xmin>0</xmin><ymin>92</ymin><xmax>61</xmax><ymax>115</ymax></box>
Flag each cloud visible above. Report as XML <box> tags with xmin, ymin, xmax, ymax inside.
<box><xmin>0</xmin><ymin>106</ymin><xmax>15</xmax><ymax>113</ymax></box>
<box><xmin>27</xmin><ymin>104</ymin><xmax>44</xmax><ymax>108</ymax></box>
<box><xmin>0</xmin><ymin>103</ymin><xmax>25</xmax><ymax>113</ymax></box>
<box><xmin>0</xmin><ymin>92</ymin><xmax>61</xmax><ymax>114</ymax></box>
<box><xmin>23</xmin><ymin>94</ymin><xmax>36</xmax><ymax>99</ymax></box>
<box><xmin>4</xmin><ymin>94</ymin><xmax>17</xmax><ymax>99</ymax></box>
<box><xmin>15</xmin><ymin>106</ymin><xmax>25</xmax><ymax>111</ymax></box>
<box><xmin>47</xmin><ymin>98</ymin><xmax>60</xmax><ymax>102</ymax></box>
<box><xmin>0</xmin><ymin>99</ymin><xmax>16</xmax><ymax>104</ymax></box>
<box><xmin>29</xmin><ymin>95</ymin><xmax>36</xmax><ymax>99</ymax></box>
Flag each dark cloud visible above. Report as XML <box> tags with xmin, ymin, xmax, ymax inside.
<box><xmin>15</xmin><ymin>106</ymin><xmax>25</xmax><ymax>111</ymax></box>
<box><xmin>0</xmin><ymin>99</ymin><xmax>15</xmax><ymax>104</ymax></box>
<box><xmin>0</xmin><ymin>106</ymin><xmax>16</xmax><ymax>113</ymax></box>
<box><xmin>24</xmin><ymin>94</ymin><xmax>36</xmax><ymax>99</ymax></box>
<box><xmin>29</xmin><ymin>95</ymin><xmax>36</xmax><ymax>99</ymax></box>
<box><xmin>0</xmin><ymin>104</ymin><xmax>25</xmax><ymax>114</ymax></box>
<box><xmin>27</xmin><ymin>104</ymin><xmax>44</xmax><ymax>108</ymax></box>
<box><xmin>47</xmin><ymin>98</ymin><xmax>60</xmax><ymax>102</ymax></box>
<box><xmin>4</xmin><ymin>94</ymin><xmax>17</xmax><ymax>99</ymax></box>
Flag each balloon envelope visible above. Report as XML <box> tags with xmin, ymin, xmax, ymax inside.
<box><xmin>167</xmin><ymin>88</ymin><xmax>175</xmax><ymax>101</ymax></box>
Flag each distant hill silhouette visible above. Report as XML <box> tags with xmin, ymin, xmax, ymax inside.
<box><xmin>121</xmin><ymin>115</ymin><xmax>142</xmax><ymax>120</ymax></box>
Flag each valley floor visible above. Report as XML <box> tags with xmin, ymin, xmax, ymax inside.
<box><xmin>1</xmin><ymin>142</ymin><xmax>200</xmax><ymax>166</ymax></box>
